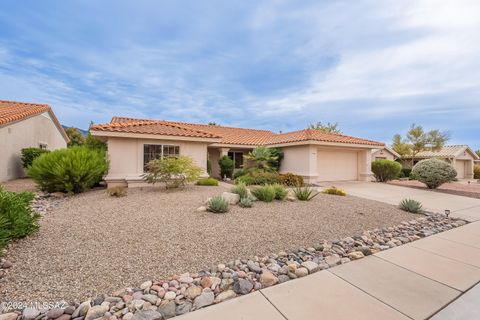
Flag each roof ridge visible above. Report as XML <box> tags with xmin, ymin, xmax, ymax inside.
<box><xmin>0</xmin><ymin>99</ymin><xmax>50</xmax><ymax>107</ymax></box>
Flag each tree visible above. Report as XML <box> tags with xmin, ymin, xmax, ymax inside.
<box><xmin>208</xmin><ymin>122</ymin><xmax>219</xmax><ymax>126</ymax></box>
<box><xmin>65</xmin><ymin>127</ymin><xmax>85</xmax><ymax>147</ymax></box>
<box><xmin>392</xmin><ymin>134</ymin><xmax>411</xmax><ymax>158</ymax></box>
<box><xmin>142</xmin><ymin>155</ymin><xmax>202</xmax><ymax>188</ymax></box>
<box><xmin>393</xmin><ymin>124</ymin><xmax>449</xmax><ymax>166</ymax></box>
<box><xmin>218</xmin><ymin>156</ymin><xmax>234</xmax><ymax>179</ymax></box>
<box><xmin>244</xmin><ymin>147</ymin><xmax>278</xmax><ymax>171</ymax></box>
<box><xmin>476</xmin><ymin>150</ymin><xmax>480</xmax><ymax>158</ymax></box>
<box><xmin>308</xmin><ymin>122</ymin><xmax>341</xmax><ymax>134</ymax></box>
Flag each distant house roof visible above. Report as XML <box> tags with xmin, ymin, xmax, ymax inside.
<box><xmin>372</xmin><ymin>147</ymin><xmax>401</xmax><ymax>158</ymax></box>
<box><xmin>405</xmin><ymin>145</ymin><xmax>479</xmax><ymax>160</ymax></box>
<box><xmin>0</xmin><ymin>100</ymin><xmax>69</xmax><ymax>142</ymax></box>
<box><xmin>91</xmin><ymin>117</ymin><xmax>385</xmax><ymax>147</ymax></box>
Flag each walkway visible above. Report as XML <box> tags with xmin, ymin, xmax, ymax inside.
<box><xmin>320</xmin><ymin>181</ymin><xmax>480</xmax><ymax>222</ymax></box>
<box><xmin>178</xmin><ymin>221</ymin><xmax>480</xmax><ymax>319</ymax></box>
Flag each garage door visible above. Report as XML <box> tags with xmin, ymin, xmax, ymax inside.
<box><xmin>317</xmin><ymin>149</ymin><xmax>358</xmax><ymax>181</ymax></box>
<box><xmin>455</xmin><ymin>160</ymin><xmax>466</xmax><ymax>179</ymax></box>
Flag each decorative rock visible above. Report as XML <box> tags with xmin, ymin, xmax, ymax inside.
<box><xmin>185</xmin><ymin>286</ymin><xmax>202</xmax><ymax>300</ymax></box>
<box><xmin>175</xmin><ymin>302</ymin><xmax>192</xmax><ymax>316</ymax></box>
<box><xmin>140</xmin><ymin>281</ymin><xmax>153</xmax><ymax>290</ymax></box>
<box><xmin>295</xmin><ymin>267</ymin><xmax>308</xmax><ymax>277</ymax></box>
<box><xmin>46</xmin><ymin>308</ymin><xmax>65</xmax><ymax>319</ymax></box>
<box><xmin>246</xmin><ymin>261</ymin><xmax>262</xmax><ymax>273</ymax></box>
<box><xmin>200</xmin><ymin>276</ymin><xmax>213</xmax><ymax>288</ymax></box>
<box><xmin>85</xmin><ymin>305</ymin><xmax>108</xmax><ymax>320</ymax></box>
<box><xmin>347</xmin><ymin>251</ymin><xmax>365</xmax><ymax>260</ymax></box>
<box><xmin>325</xmin><ymin>255</ymin><xmax>341</xmax><ymax>267</ymax></box>
<box><xmin>221</xmin><ymin>192</ymin><xmax>240</xmax><ymax>205</ymax></box>
<box><xmin>233</xmin><ymin>279</ymin><xmax>253</xmax><ymax>295</ymax></box>
<box><xmin>131</xmin><ymin>310</ymin><xmax>162</xmax><ymax>320</ymax></box>
<box><xmin>123</xmin><ymin>313</ymin><xmax>134</xmax><ymax>320</ymax></box>
<box><xmin>142</xmin><ymin>294</ymin><xmax>159</xmax><ymax>305</ymax></box>
<box><xmin>72</xmin><ymin>300</ymin><xmax>91</xmax><ymax>318</ymax></box>
<box><xmin>1</xmin><ymin>260</ymin><xmax>13</xmax><ymax>269</ymax></box>
<box><xmin>259</xmin><ymin>271</ymin><xmax>278</xmax><ymax>287</ymax></box>
<box><xmin>55</xmin><ymin>315</ymin><xmax>71</xmax><ymax>320</ymax></box>
<box><xmin>278</xmin><ymin>275</ymin><xmax>290</xmax><ymax>283</ymax></box>
<box><xmin>164</xmin><ymin>291</ymin><xmax>176</xmax><ymax>300</ymax></box>
<box><xmin>217</xmin><ymin>263</ymin><xmax>226</xmax><ymax>272</ymax></box>
<box><xmin>196</xmin><ymin>206</ymin><xmax>207</xmax><ymax>212</ymax></box>
<box><xmin>23</xmin><ymin>308</ymin><xmax>40</xmax><ymax>320</ymax></box>
<box><xmin>193</xmin><ymin>292</ymin><xmax>215</xmax><ymax>309</ymax></box>
<box><xmin>301</xmin><ymin>261</ymin><xmax>319</xmax><ymax>273</ymax></box>
<box><xmin>215</xmin><ymin>290</ymin><xmax>236</xmax><ymax>302</ymax></box>
<box><xmin>0</xmin><ymin>313</ymin><xmax>18</xmax><ymax>320</ymax></box>
<box><xmin>157</xmin><ymin>301</ymin><xmax>176</xmax><ymax>319</ymax></box>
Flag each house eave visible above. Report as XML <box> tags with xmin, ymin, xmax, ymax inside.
<box><xmin>89</xmin><ymin>130</ymin><xmax>222</xmax><ymax>143</ymax></box>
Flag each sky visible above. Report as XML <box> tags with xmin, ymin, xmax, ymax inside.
<box><xmin>0</xmin><ymin>0</ymin><xmax>479</xmax><ymax>150</ymax></box>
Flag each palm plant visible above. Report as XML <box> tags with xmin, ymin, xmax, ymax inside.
<box><xmin>244</xmin><ymin>147</ymin><xmax>278</xmax><ymax>171</ymax></box>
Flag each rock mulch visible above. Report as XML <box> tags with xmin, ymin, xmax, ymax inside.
<box><xmin>0</xmin><ymin>213</ymin><xmax>466</xmax><ymax>320</ymax></box>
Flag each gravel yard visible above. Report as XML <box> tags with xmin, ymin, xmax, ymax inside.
<box><xmin>1</xmin><ymin>185</ymin><xmax>413</xmax><ymax>303</ymax></box>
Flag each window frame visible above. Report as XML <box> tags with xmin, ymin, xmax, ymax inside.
<box><xmin>143</xmin><ymin>143</ymin><xmax>180</xmax><ymax>171</ymax></box>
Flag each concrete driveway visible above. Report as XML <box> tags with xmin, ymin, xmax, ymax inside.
<box><xmin>318</xmin><ymin>181</ymin><xmax>480</xmax><ymax>222</ymax></box>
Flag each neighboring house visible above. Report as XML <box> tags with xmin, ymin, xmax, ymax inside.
<box><xmin>0</xmin><ymin>100</ymin><xmax>69</xmax><ymax>182</ymax></box>
<box><xmin>90</xmin><ymin>117</ymin><xmax>385</xmax><ymax>187</ymax></box>
<box><xmin>371</xmin><ymin>147</ymin><xmax>400</xmax><ymax>161</ymax></box>
<box><xmin>400</xmin><ymin>145</ymin><xmax>479</xmax><ymax>179</ymax></box>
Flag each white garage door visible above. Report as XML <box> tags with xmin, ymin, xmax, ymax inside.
<box><xmin>317</xmin><ymin>149</ymin><xmax>358</xmax><ymax>181</ymax></box>
<box><xmin>455</xmin><ymin>160</ymin><xmax>466</xmax><ymax>179</ymax></box>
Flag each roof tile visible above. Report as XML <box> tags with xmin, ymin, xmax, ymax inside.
<box><xmin>0</xmin><ymin>100</ymin><xmax>51</xmax><ymax>125</ymax></box>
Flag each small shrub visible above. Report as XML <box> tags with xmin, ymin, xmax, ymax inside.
<box><xmin>196</xmin><ymin>177</ymin><xmax>219</xmax><ymax>186</ymax></box>
<box><xmin>143</xmin><ymin>155</ymin><xmax>202</xmax><ymax>189</ymax></box>
<box><xmin>21</xmin><ymin>148</ymin><xmax>50</xmax><ymax>168</ymax></box>
<box><xmin>231</xmin><ymin>182</ymin><xmax>248</xmax><ymax>199</ymax></box>
<box><xmin>272</xmin><ymin>183</ymin><xmax>287</xmax><ymax>200</ymax></box>
<box><xmin>219</xmin><ymin>156</ymin><xmax>234</xmax><ymax>179</ymax></box>
<box><xmin>371</xmin><ymin>160</ymin><xmax>402</xmax><ymax>182</ymax></box>
<box><xmin>0</xmin><ymin>187</ymin><xmax>40</xmax><ymax>254</ymax></box>
<box><xmin>235</xmin><ymin>170</ymin><xmax>280</xmax><ymax>185</ymax></box>
<box><xmin>293</xmin><ymin>186</ymin><xmax>319</xmax><ymax>201</ymax></box>
<box><xmin>401</xmin><ymin>168</ymin><xmax>412</xmax><ymax>178</ymax></box>
<box><xmin>323</xmin><ymin>186</ymin><xmax>347</xmax><ymax>196</ymax></box>
<box><xmin>239</xmin><ymin>197</ymin><xmax>253</xmax><ymax>208</ymax></box>
<box><xmin>474</xmin><ymin>164</ymin><xmax>480</xmax><ymax>179</ymax></box>
<box><xmin>207</xmin><ymin>195</ymin><xmax>229</xmax><ymax>213</ymax></box>
<box><xmin>279</xmin><ymin>173</ymin><xmax>304</xmax><ymax>186</ymax></box>
<box><xmin>399</xmin><ymin>198</ymin><xmax>423</xmax><ymax>213</ymax></box>
<box><xmin>233</xmin><ymin>168</ymin><xmax>247</xmax><ymax>179</ymax></box>
<box><xmin>411</xmin><ymin>158</ymin><xmax>457</xmax><ymax>189</ymax></box>
<box><xmin>251</xmin><ymin>185</ymin><xmax>276</xmax><ymax>202</ymax></box>
<box><xmin>107</xmin><ymin>187</ymin><xmax>127</xmax><ymax>197</ymax></box>
<box><xmin>28</xmin><ymin>146</ymin><xmax>108</xmax><ymax>194</ymax></box>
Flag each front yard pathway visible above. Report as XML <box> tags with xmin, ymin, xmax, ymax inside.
<box><xmin>320</xmin><ymin>181</ymin><xmax>480</xmax><ymax>222</ymax></box>
<box><xmin>177</xmin><ymin>221</ymin><xmax>480</xmax><ymax>320</ymax></box>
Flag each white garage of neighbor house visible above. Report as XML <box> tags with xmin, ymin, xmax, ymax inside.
<box><xmin>90</xmin><ymin>117</ymin><xmax>385</xmax><ymax>187</ymax></box>
<box><xmin>0</xmin><ymin>100</ymin><xmax>69</xmax><ymax>182</ymax></box>
<box><xmin>401</xmin><ymin>145</ymin><xmax>479</xmax><ymax>179</ymax></box>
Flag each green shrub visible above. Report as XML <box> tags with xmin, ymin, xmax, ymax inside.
<box><xmin>399</xmin><ymin>198</ymin><xmax>423</xmax><ymax>213</ymax></box>
<box><xmin>244</xmin><ymin>147</ymin><xmax>278</xmax><ymax>171</ymax></box>
<box><xmin>0</xmin><ymin>187</ymin><xmax>40</xmax><ymax>254</ymax></box>
<box><xmin>143</xmin><ymin>155</ymin><xmax>202</xmax><ymax>189</ymax></box>
<box><xmin>196</xmin><ymin>177</ymin><xmax>219</xmax><ymax>186</ymax></box>
<box><xmin>233</xmin><ymin>168</ymin><xmax>247</xmax><ymax>179</ymax></box>
<box><xmin>235</xmin><ymin>170</ymin><xmax>280</xmax><ymax>185</ymax></box>
<box><xmin>293</xmin><ymin>186</ymin><xmax>319</xmax><ymax>201</ymax></box>
<box><xmin>371</xmin><ymin>160</ymin><xmax>402</xmax><ymax>182</ymax></box>
<box><xmin>251</xmin><ymin>185</ymin><xmax>276</xmax><ymax>202</ymax></box>
<box><xmin>207</xmin><ymin>195</ymin><xmax>229</xmax><ymax>213</ymax></box>
<box><xmin>231</xmin><ymin>182</ymin><xmax>248</xmax><ymax>199</ymax></box>
<box><xmin>411</xmin><ymin>158</ymin><xmax>457</xmax><ymax>189</ymax></box>
<box><xmin>207</xmin><ymin>159</ymin><xmax>212</xmax><ymax>176</ymax></box>
<box><xmin>106</xmin><ymin>186</ymin><xmax>127</xmax><ymax>197</ymax></box>
<box><xmin>21</xmin><ymin>148</ymin><xmax>50</xmax><ymax>168</ymax></box>
<box><xmin>474</xmin><ymin>164</ymin><xmax>480</xmax><ymax>179</ymax></box>
<box><xmin>219</xmin><ymin>156</ymin><xmax>234</xmax><ymax>179</ymax></box>
<box><xmin>279</xmin><ymin>173</ymin><xmax>304</xmax><ymax>186</ymax></box>
<box><xmin>323</xmin><ymin>186</ymin><xmax>347</xmax><ymax>196</ymax></box>
<box><xmin>400</xmin><ymin>168</ymin><xmax>412</xmax><ymax>178</ymax></box>
<box><xmin>239</xmin><ymin>197</ymin><xmax>253</xmax><ymax>208</ymax></box>
<box><xmin>28</xmin><ymin>146</ymin><xmax>108</xmax><ymax>194</ymax></box>
<box><xmin>272</xmin><ymin>183</ymin><xmax>287</xmax><ymax>200</ymax></box>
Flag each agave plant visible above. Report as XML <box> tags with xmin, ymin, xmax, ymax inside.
<box><xmin>293</xmin><ymin>186</ymin><xmax>319</xmax><ymax>201</ymax></box>
<box><xmin>399</xmin><ymin>198</ymin><xmax>423</xmax><ymax>213</ymax></box>
<box><xmin>239</xmin><ymin>197</ymin><xmax>253</xmax><ymax>208</ymax></box>
<box><xmin>207</xmin><ymin>195</ymin><xmax>229</xmax><ymax>213</ymax></box>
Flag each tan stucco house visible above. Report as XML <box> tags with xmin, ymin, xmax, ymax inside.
<box><xmin>400</xmin><ymin>145</ymin><xmax>479</xmax><ymax>179</ymax></box>
<box><xmin>90</xmin><ymin>117</ymin><xmax>385</xmax><ymax>187</ymax></box>
<box><xmin>371</xmin><ymin>147</ymin><xmax>400</xmax><ymax>161</ymax></box>
<box><xmin>0</xmin><ymin>100</ymin><xmax>69</xmax><ymax>182</ymax></box>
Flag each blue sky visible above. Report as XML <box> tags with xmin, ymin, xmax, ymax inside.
<box><xmin>0</xmin><ymin>0</ymin><xmax>479</xmax><ymax>150</ymax></box>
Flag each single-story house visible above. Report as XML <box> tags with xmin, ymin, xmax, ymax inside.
<box><xmin>0</xmin><ymin>100</ymin><xmax>69</xmax><ymax>182</ymax></box>
<box><xmin>90</xmin><ymin>117</ymin><xmax>385</xmax><ymax>187</ymax></box>
<box><xmin>371</xmin><ymin>147</ymin><xmax>400</xmax><ymax>161</ymax></box>
<box><xmin>400</xmin><ymin>145</ymin><xmax>479</xmax><ymax>179</ymax></box>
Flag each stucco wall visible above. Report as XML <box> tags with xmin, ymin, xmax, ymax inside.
<box><xmin>105</xmin><ymin>137</ymin><xmax>209</xmax><ymax>186</ymax></box>
<box><xmin>0</xmin><ymin>112</ymin><xmax>67</xmax><ymax>182</ymax></box>
<box><xmin>371</xmin><ymin>149</ymin><xmax>396</xmax><ymax>161</ymax></box>
<box><xmin>280</xmin><ymin>145</ymin><xmax>318</xmax><ymax>182</ymax></box>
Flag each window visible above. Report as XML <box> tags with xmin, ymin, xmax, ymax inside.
<box><xmin>228</xmin><ymin>151</ymin><xmax>244</xmax><ymax>169</ymax></box>
<box><xmin>375</xmin><ymin>156</ymin><xmax>386</xmax><ymax>160</ymax></box>
<box><xmin>143</xmin><ymin>144</ymin><xmax>180</xmax><ymax>169</ymax></box>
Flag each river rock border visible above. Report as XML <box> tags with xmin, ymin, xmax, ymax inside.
<box><xmin>0</xmin><ymin>212</ymin><xmax>467</xmax><ymax>320</ymax></box>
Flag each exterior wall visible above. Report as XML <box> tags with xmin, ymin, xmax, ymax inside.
<box><xmin>371</xmin><ymin>149</ymin><xmax>396</xmax><ymax>161</ymax></box>
<box><xmin>280</xmin><ymin>145</ymin><xmax>318</xmax><ymax>183</ymax></box>
<box><xmin>0</xmin><ymin>112</ymin><xmax>67</xmax><ymax>182</ymax></box>
<box><xmin>208</xmin><ymin>147</ymin><xmax>253</xmax><ymax>178</ymax></box>
<box><xmin>105</xmin><ymin>137</ymin><xmax>209</xmax><ymax>187</ymax></box>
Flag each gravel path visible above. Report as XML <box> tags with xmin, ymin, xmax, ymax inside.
<box><xmin>1</xmin><ymin>185</ymin><xmax>413</xmax><ymax>303</ymax></box>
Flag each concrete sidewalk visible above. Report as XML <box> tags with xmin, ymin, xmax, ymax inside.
<box><xmin>320</xmin><ymin>181</ymin><xmax>480</xmax><ymax>222</ymax></box>
<box><xmin>177</xmin><ymin>221</ymin><xmax>480</xmax><ymax>320</ymax></box>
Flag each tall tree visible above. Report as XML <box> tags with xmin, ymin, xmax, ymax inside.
<box><xmin>308</xmin><ymin>121</ymin><xmax>342</xmax><ymax>133</ymax></box>
<box><xmin>476</xmin><ymin>150</ymin><xmax>480</xmax><ymax>158</ymax></box>
<box><xmin>65</xmin><ymin>127</ymin><xmax>85</xmax><ymax>147</ymax></box>
<box><xmin>393</xmin><ymin>124</ymin><xmax>449</xmax><ymax>166</ymax></box>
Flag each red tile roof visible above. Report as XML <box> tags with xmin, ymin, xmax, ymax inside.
<box><xmin>0</xmin><ymin>100</ymin><xmax>51</xmax><ymax>125</ymax></box>
<box><xmin>92</xmin><ymin>117</ymin><xmax>384</xmax><ymax>147</ymax></box>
